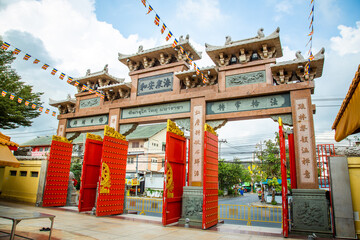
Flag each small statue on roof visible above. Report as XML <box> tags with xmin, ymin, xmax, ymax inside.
<box><xmin>137</xmin><ymin>45</ymin><xmax>144</xmax><ymax>53</ymax></box>
<box><xmin>295</xmin><ymin>51</ymin><xmax>304</xmax><ymax>60</ymax></box>
<box><xmin>86</xmin><ymin>69</ymin><xmax>91</xmax><ymax>76</ymax></box>
<box><xmin>257</xmin><ymin>28</ymin><xmax>265</xmax><ymax>38</ymax></box>
<box><xmin>103</xmin><ymin>64</ymin><xmax>108</xmax><ymax>73</ymax></box>
<box><xmin>225</xmin><ymin>36</ymin><xmax>232</xmax><ymax>45</ymax></box>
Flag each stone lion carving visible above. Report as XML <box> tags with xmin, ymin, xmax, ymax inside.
<box><xmin>103</xmin><ymin>64</ymin><xmax>108</xmax><ymax>73</ymax></box>
<box><xmin>225</xmin><ymin>36</ymin><xmax>232</xmax><ymax>45</ymax></box>
<box><xmin>86</xmin><ymin>69</ymin><xmax>91</xmax><ymax>75</ymax></box>
<box><xmin>137</xmin><ymin>45</ymin><xmax>144</xmax><ymax>53</ymax></box>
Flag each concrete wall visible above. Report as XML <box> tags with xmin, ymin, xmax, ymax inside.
<box><xmin>1</xmin><ymin>160</ymin><xmax>42</xmax><ymax>203</ymax></box>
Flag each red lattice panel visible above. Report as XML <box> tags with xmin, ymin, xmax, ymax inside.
<box><xmin>202</xmin><ymin>131</ymin><xmax>218</xmax><ymax>229</ymax></box>
<box><xmin>42</xmin><ymin>139</ymin><xmax>73</xmax><ymax>207</ymax></box>
<box><xmin>96</xmin><ymin>135</ymin><xmax>128</xmax><ymax>216</ymax></box>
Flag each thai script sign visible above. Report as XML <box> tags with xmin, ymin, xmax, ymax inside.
<box><xmin>67</xmin><ymin>115</ymin><xmax>108</xmax><ymax>128</ymax></box>
<box><xmin>226</xmin><ymin>70</ymin><xmax>266</xmax><ymax>88</ymax></box>
<box><xmin>206</xmin><ymin>93</ymin><xmax>290</xmax><ymax>115</ymax></box>
<box><xmin>121</xmin><ymin>101</ymin><xmax>190</xmax><ymax>119</ymax></box>
<box><xmin>79</xmin><ymin>97</ymin><xmax>101</xmax><ymax>109</ymax></box>
<box><xmin>137</xmin><ymin>72</ymin><xmax>173</xmax><ymax>96</ymax></box>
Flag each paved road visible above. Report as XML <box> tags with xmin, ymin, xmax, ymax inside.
<box><xmin>219</xmin><ymin>193</ymin><xmax>259</xmax><ymax>205</ymax></box>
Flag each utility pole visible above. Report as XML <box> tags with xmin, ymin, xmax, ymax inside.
<box><xmin>135</xmin><ymin>154</ymin><xmax>139</xmax><ymax>196</ymax></box>
<box><xmin>218</xmin><ymin>139</ymin><xmax>227</xmax><ymax>159</ymax></box>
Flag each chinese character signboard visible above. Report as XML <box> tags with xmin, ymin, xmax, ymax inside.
<box><xmin>137</xmin><ymin>72</ymin><xmax>173</xmax><ymax>96</ymax></box>
<box><xmin>67</xmin><ymin>115</ymin><xmax>109</xmax><ymax>128</ymax></box>
<box><xmin>206</xmin><ymin>93</ymin><xmax>290</xmax><ymax>115</ymax></box>
<box><xmin>295</xmin><ymin>98</ymin><xmax>315</xmax><ymax>184</ymax></box>
<box><xmin>192</xmin><ymin>106</ymin><xmax>203</xmax><ymax>183</ymax></box>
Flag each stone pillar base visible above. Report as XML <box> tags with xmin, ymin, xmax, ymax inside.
<box><xmin>291</xmin><ymin>189</ymin><xmax>332</xmax><ymax>236</ymax></box>
<box><xmin>178</xmin><ymin>186</ymin><xmax>203</xmax><ymax>227</ymax></box>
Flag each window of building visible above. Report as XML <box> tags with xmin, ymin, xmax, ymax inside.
<box><xmin>132</xmin><ymin>142</ymin><xmax>139</xmax><ymax>148</ymax></box>
<box><xmin>151</xmin><ymin>158</ymin><xmax>157</xmax><ymax>163</ymax></box>
<box><xmin>10</xmin><ymin>170</ymin><xmax>17</xmax><ymax>176</ymax></box>
<box><xmin>20</xmin><ymin>171</ymin><xmax>27</xmax><ymax>177</ymax></box>
<box><xmin>162</xmin><ymin>159</ymin><xmax>165</xmax><ymax>167</ymax></box>
<box><xmin>39</xmin><ymin>147</ymin><xmax>43</xmax><ymax>151</ymax></box>
<box><xmin>31</xmin><ymin>171</ymin><xmax>39</xmax><ymax>177</ymax></box>
<box><xmin>45</xmin><ymin>147</ymin><xmax>49</xmax><ymax>151</ymax></box>
<box><xmin>127</xmin><ymin>157</ymin><xmax>134</xmax><ymax>164</ymax></box>
<box><xmin>162</xmin><ymin>143</ymin><xmax>166</xmax><ymax>152</ymax></box>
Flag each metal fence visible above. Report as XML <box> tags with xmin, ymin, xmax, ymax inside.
<box><xmin>125</xmin><ymin>197</ymin><xmax>282</xmax><ymax>226</ymax></box>
<box><xmin>218</xmin><ymin>204</ymin><xmax>282</xmax><ymax>225</ymax></box>
<box><xmin>126</xmin><ymin>197</ymin><xmax>163</xmax><ymax>215</ymax></box>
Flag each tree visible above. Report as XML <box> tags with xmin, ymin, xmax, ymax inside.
<box><xmin>0</xmin><ymin>40</ymin><xmax>43</xmax><ymax>129</ymax></box>
<box><xmin>218</xmin><ymin>159</ymin><xmax>250</xmax><ymax>192</ymax></box>
<box><xmin>255</xmin><ymin>133</ymin><xmax>281</xmax><ymax>179</ymax></box>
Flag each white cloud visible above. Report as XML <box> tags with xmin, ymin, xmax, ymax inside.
<box><xmin>0</xmin><ymin>0</ymin><xmax>156</xmax><ymax>81</ymax></box>
<box><xmin>278</xmin><ymin>46</ymin><xmax>296</xmax><ymax>62</ymax></box>
<box><xmin>330</xmin><ymin>21</ymin><xmax>360</xmax><ymax>56</ymax></box>
<box><xmin>275</xmin><ymin>1</ymin><xmax>293</xmax><ymax>13</ymax></box>
<box><xmin>176</xmin><ymin>0</ymin><xmax>226</xmax><ymax>28</ymax></box>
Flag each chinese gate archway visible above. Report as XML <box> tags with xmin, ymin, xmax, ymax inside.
<box><xmin>95</xmin><ymin>126</ymin><xmax>128</xmax><ymax>217</ymax></box>
<box><xmin>78</xmin><ymin>133</ymin><xmax>103</xmax><ymax>212</ymax></box>
<box><xmin>42</xmin><ymin>136</ymin><xmax>73</xmax><ymax>207</ymax></box>
<box><xmin>162</xmin><ymin>120</ymin><xmax>187</xmax><ymax>226</ymax></box>
<box><xmin>202</xmin><ymin>124</ymin><xmax>219</xmax><ymax>229</ymax></box>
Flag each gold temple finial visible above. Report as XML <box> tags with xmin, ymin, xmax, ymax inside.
<box><xmin>278</xmin><ymin>117</ymin><xmax>283</xmax><ymax>127</ymax></box>
<box><xmin>86</xmin><ymin>133</ymin><xmax>103</xmax><ymax>142</ymax></box>
<box><xmin>104</xmin><ymin>125</ymin><xmax>126</xmax><ymax>141</ymax></box>
<box><xmin>204</xmin><ymin>123</ymin><xmax>217</xmax><ymax>135</ymax></box>
<box><xmin>167</xmin><ymin>119</ymin><xmax>184</xmax><ymax>137</ymax></box>
<box><xmin>52</xmin><ymin>135</ymin><xmax>72</xmax><ymax>144</ymax></box>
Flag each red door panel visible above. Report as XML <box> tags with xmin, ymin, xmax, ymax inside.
<box><xmin>202</xmin><ymin>130</ymin><xmax>219</xmax><ymax>229</ymax></box>
<box><xmin>96</xmin><ymin>134</ymin><xmax>128</xmax><ymax>217</ymax></box>
<box><xmin>78</xmin><ymin>136</ymin><xmax>103</xmax><ymax>212</ymax></box>
<box><xmin>42</xmin><ymin>136</ymin><xmax>73</xmax><ymax>207</ymax></box>
<box><xmin>162</xmin><ymin>131</ymin><xmax>186</xmax><ymax>226</ymax></box>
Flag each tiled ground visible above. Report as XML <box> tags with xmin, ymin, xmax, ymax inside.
<box><xmin>0</xmin><ymin>200</ymin><xmax>305</xmax><ymax>240</ymax></box>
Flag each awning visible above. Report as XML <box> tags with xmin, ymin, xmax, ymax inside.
<box><xmin>332</xmin><ymin>65</ymin><xmax>360</xmax><ymax>142</ymax></box>
<box><xmin>0</xmin><ymin>145</ymin><xmax>20</xmax><ymax>168</ymax></box>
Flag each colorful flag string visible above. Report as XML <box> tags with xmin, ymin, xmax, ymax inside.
<box><xmin>138</xmin><ymin>0</ymin><xmax>209</xmax><ymax>83</ymax></box>
<box><xmin>1</xmin><ymin>89</ymin><xmax>57</xmax><ymax>117</ymax></box>
<box><xmin>305</xmin><ymin>0</ymin><xmax>315</xmax><ymax>75</ymax></box>
<box><xmin>0</xmin><ymin>41</ymin><xmax>106</xmax><ymax>99</ymax></box>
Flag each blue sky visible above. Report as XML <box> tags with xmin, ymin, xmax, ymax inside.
<box><xmin>0</xmin><ymin>0</ymin><xmax>360</xmax><ymax>160</ymax></box>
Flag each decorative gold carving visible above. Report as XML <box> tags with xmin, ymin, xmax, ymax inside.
<box><xmin>52</xmin><ymin>135</ymin><xmax>72</xmax><ymax>144</ymax></box>
<box><xmin>86</xmin><ymin>133</ymin><xmax>103</xmax><ymax>142</ymax></box>
<box><xmin>166</xmin><ymin>162</ymin><xmax>174</xmax><ymax>198</ymax></box>
<box><xmin>204</xmin><ymin>123</ymin><xmax>217</xmax><ymax>135</ymax></box>
<box><xmin>104</xmin><ymin>125</ymin><xmax>126</xmax><ymax>140</ymax></box>
<box><xmin>100</xmin><ymin>162</ymin><xmax>111</xmax><ymax>194</ymax></box>
<box><xmin>166</xmin><ymin>119</ymin><xmax>184</xmax><ymax>137</ymax></box>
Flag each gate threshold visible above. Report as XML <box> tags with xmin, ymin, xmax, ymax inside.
<box><xmin>211</xmin><ymin>223</ymin><xmax>283</xmax><ymax>237</ymax></box>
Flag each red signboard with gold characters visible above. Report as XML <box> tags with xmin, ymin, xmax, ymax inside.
<box><xmin>42</xmin><ymin>136</ymin><xmax>73</xmax><ymax>207</ymax></box>
<box><xmin>95</xmin><ymin>126</ymin><xmax>128</xmax><ymax>217</ymax></box>
<box><xmin>162</xmin><ymin>120</ymin><xmax>186</xmax><ymax>226</ymax></box>
<box><xmin>202</xmin><ymin>124</ymin><xmax>219</xmax><ymax>229</ymax></box>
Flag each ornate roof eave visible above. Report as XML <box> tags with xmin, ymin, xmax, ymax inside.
<box><xmin>98</xmin><ymin>82</ymin><xmax>132</xmax><ymax>91</ymax></box>
<box><xmin>49</xmin><ymin>96</ymin><xmax>76</xmax><ymax>107</ymax></box>
<box><xmin>71</xmin><ymin>70</ymin><xmax>125</xmax><ymax>85</ymax></box>
<box><xmin>332</xmin><ymin>64</ymin><xmax>360</xmax><ymax>129</ymax></box>
<box><xmin>270</xmin><ymin>48</ymin><xmax>325</xmax><ymax>78</ymax></box>
<box><xmin>205</xmin><ymin>27</ymin><xmax>283</xmax><ymax>58</ymax></box>
<box><xmin>175</xmin><ymin>65</ymin><xmax>218</xmax><ymax>78</ymax></box>
<box><xmin>118</xmin><ymin>38</ymin><xmax>202</xmax><ymax>65</ymax></box>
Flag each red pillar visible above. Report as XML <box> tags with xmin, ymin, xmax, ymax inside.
<box><xmin>278</xmin><ymin>118</ymin><xmax>288</xmax><ymax>237</ymax></box>
<box><xmin>288</xmin><ymin>132</ymin><xmax>297</xmax><ymax>189</ymax></box>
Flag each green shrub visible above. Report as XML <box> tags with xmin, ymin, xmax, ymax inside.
<box><xmin>218</xmin><ymin>189</ymin><xmax>224</xmax><ymax>196</ymax></box>
<box><xmin>271</xmin><ymin>200</ymin><xmax>277</xmax><ymax>205</ymax></box>
<box><xmin>228</xmin><ymin>188</ymin><xmax>235</xmax><ymax>195</ymax></box>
